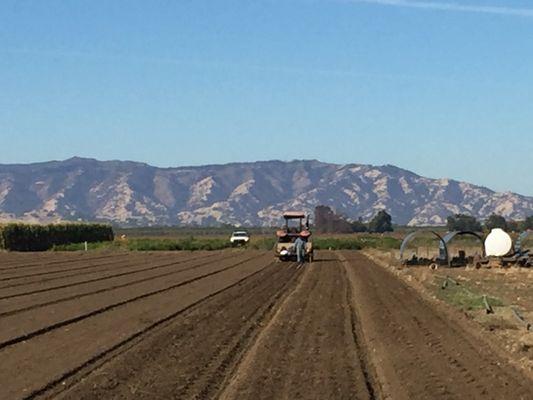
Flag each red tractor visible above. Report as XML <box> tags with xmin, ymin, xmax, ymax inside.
<box><xmin>275</xmin><ymin>212</ymin><xmax>314</xmax><ymax>262</ymax></box>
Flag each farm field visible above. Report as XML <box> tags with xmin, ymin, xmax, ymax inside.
<box><xmin>0</xmin><ymin>250</ymin><xmax>532</xmax><ymax>400</ymax></box>
<box><xmin>366</xmin><ymin>248</ymin><xmax>533</xmax><ymax>372</ymax></box>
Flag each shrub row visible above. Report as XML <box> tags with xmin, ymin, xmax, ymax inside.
<box><xmin>122</xmin><ymin>236</ymin><xmax>399</xmax><ymax>252</ymax></box>
<box><xmin>41</xmin><ymin>233</ymin><xmax>401</xmax><ymax>253</ymax></box>
<box><xmin>53</xmin><ymin>237</ymin><xmax>278</xmax><ymax>252</ymax></box>
<box><xmin>313</xmin><ymin>238</ymin><xmax>364</xmax><ymax>250</ymax></box>
<box><xmin>356</xmin><ymin>236</ymin><xmax>402</xmax><ymax>249</ymax></box>
<box><xmin>126</xmin><ymin>237</ymin><xmax>231</xmax><ymax>251</ymax></box>
<box><xmin>313</xmin><ymin>236</ymin><xmax>402</xmax><ymax>250</ymax></box>
<box><xmin>0</xmin><ymin>223</ymin><xmax>114</xmax><ymax>251</ymax></box>
<box><xmin>248</xmin><ymin>238</ymin><xmax>277</xmax><ymax>250</ymax></box>
<box><xmin>51</xmin><ymin>241</ymin><xmax>120</xmax><ymax>251</ymax></box>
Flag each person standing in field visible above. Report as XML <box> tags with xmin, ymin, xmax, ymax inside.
<box><xmin>294</xmin><ymin>235</ymin><xmax>306</xmax><ymax>264</ymax></box>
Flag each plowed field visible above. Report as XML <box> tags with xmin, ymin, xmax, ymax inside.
<box><xmin>0</xmin><ymin>250</ymin><xmax>531</xmax><ymax>400</ymax></box>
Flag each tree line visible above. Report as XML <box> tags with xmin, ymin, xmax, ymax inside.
<box><xmin>447</xmin><ymin>214</ymin><xmax>533</xmax><ymax>232</ymax></box>
<box><xmin>0</xmin><ymin>223</ymin><xmax>114</xmax><ymax>251</ymax></box>
<box><xmin>314</xmin><ymin>205</ymin><xmax>532</xmax><ymax>234</ymax></box>
<box><xmin>314</xmin><ymin>206</ymin><xmax>393</xmax><ymax>234</ymax></box>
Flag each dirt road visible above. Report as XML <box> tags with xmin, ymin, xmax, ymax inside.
<box><xmin>0</xmin><ymin>251</ymin><xmax>531</xmax><ymax>399</ymax></box>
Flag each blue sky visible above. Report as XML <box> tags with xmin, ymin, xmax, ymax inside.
<box><xmin>0</xmin><ymin>0</ymin><xmax>532</xmax><ymax>195</ymax></box>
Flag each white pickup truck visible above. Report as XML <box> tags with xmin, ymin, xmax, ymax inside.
<box><xmin>230</xmin><ymin>231</ymin><xmax>250</xmax><ymax>246</ymax></box>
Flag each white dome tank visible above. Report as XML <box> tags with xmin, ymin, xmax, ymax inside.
<box><xmin>484</xmin><ymin>228</ymin><xmax>513</xmax><ymax>257</ymax></box>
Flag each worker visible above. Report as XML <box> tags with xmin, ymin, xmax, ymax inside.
<box><xmin>294</xmin><ymin>235</ymin><xmax>307</xmax><ymax>264</ymax></box>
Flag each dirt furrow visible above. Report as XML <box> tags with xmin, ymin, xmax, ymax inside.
<box><xmin>0</xmin><ymin>252</ymin><xmax>261</xmax><ymax>347</ymax></box>
<box><xmin>0</xmin><ymin>252</ymin><xmax>215</xmax><ymax>298</ymax></box>
<box><xmin>0</xmin><ymin>257</ymin><xmax>135</xmax><ymax>283</ymax></box>
<box><xmin>0</xmin><ymin>253</ymin><xmax>132</xmax><ymax>278</ymax></box>
<box><xmin>0</xmin><ymin>254</ymin><xmax>272</xmax><ymax>400</ymax></box>
<box><xmin>0</xmin><ymin>252</ymin><xmax>227</xmax><ymax>314</ymax></box>
<box><xmin>0</xmin><ymin>253</ymin><xmax>194</xmax><ymax>292</ymax></box>
<box><xmin>0</xmin><ymin>254</ymin><xmax>158</xmax><ymax>283</ymax></box>
<box><xmin>53</xmin><ymin>262</ymin><xmax>301</xmax><ymax>400</ymax></box>
<box><xmin>220</xmin><ymin>254</ymin><xmax>376</xmax><ymax>400</ymax></box>
<box><xmin>0</xmin><ymin>252</ymin><xmax>127</xmax><ymax>272</ymax></box>
<box><xmin>341</xmin><ymin>251</ymin><xmax>533</xmax><ymax>400</ymax></box>
<box><xmin>342</xmin><ymin>264</ymin><xmax>380</xmax><ymax>400</ymax></box>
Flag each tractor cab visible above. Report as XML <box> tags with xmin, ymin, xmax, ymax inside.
<box><xmin>275</xmin><ymin>212</ymin><xmax>314</xmax><ymax>262</ymax></box>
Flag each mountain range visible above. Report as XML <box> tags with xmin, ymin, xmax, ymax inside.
<box><xmin>0</xmin><ymin>157</ymin><xmax>531</xmax><ymax>227</ymax></box>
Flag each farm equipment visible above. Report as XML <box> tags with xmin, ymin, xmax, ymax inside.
<box><xmin>275</xmin><ymin>212</ymin><xmax>314</xmax><ymax>262</ymax></box>
<box><xmin>400</xmin><ymin>230</ymin><xmax>449</xmax><ymax>267</ymax></box>
<box><xmin>400</xmin><ymin>228</ymin><xmax>533</xmax><ymax>269</ymax></box>
<box><xmin>514</xmin><ymin>230</ymin><xmax>533</xmax><ymax>267</ymax></box>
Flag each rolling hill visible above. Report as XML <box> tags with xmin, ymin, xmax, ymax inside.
<box><xmin>0</xmin><ymin>157</ymin><xmax>531</xmax><ymax>226</ymax></box>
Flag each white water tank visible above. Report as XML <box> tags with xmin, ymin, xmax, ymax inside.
<box><xmin>484</xmin><ymin>228</ymin><xmax>513</xmax><ymax>257</ymax></box>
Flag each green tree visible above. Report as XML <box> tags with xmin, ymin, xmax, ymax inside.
<box><xmin>368</xmin><ymin>210</ymin><xmax>393</xmax><ymax>233</ymax></box>
<box><xmin>485</xmin><ymin>214</ymin><xmax>507</xmax><ymax>231</ymax></box>
<box><xmin>524</xmin><ymin>216</ymin><xmax>533</xmax><ymax>231</ymax></box>
<box><xmin>446</xmin><ymin>214</ymin><xmax>482</xmax><ymax>232</ymax></box>
<box><xmin>351</xmin><ymin>217</ymin><xmax>368</xmax><ymax>233</ymax></box>
<box><xmin>507</xmin><ymin>220</ymin><xmax>522</xmax><ymax>233</ymax></box>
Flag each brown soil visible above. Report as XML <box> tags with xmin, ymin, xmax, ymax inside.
<box><xmin>365</xmin><ymin>248</ymin><xmax>533</xmax><ymax>374</ymax></box>
<box><xmin>0</xmin><ymin>251</ymin><xmax>531</xmax><ymax>400</ymax></box>
<box><xmin>219</xmin><ymin>255</ymin><xmax>378</xmax><ymax>400</ymax></box>
<box><xmin>343</xmin><ymin>251</ymin><xmax>532</xmax><ymax>399</ymax></box>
